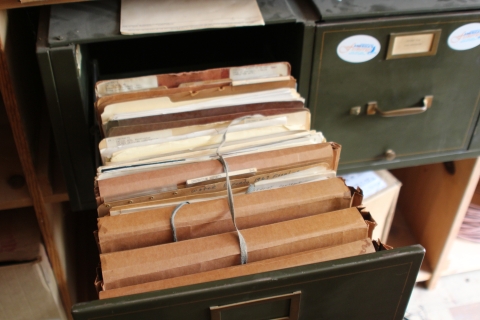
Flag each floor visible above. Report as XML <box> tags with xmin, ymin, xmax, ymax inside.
<box><xmin>405</xmin><ymin>269</ymin><xmax>480</xmax><ymax>320</ymax></box>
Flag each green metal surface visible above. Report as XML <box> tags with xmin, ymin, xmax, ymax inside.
<box><xmin>47</xmin><ymin>0</ymin><xmax>319</xmax><ymax>47</ymax></box>
<box><xmin>72</xmin><ymin>245</ymin><xmax>424</xmax><ymax>320</ymax></box>
<box><xmin>309</xmin><ymin>12</ymin><xmax>480</xmax><ymax>172</ymax></box>
<box><xmin>37</xmin><ymin>14</ymin><xmax>96</xmax><ymax>211</ymax></box>
<box><xmin>313</xmin><ymin>0</ymin><xmax>480</xmax><ymax>21</ymax></box>
<box><xmin>39</xmin><ymin>0</ymin><xmax>317</xmax><ymax>210</ymax></box>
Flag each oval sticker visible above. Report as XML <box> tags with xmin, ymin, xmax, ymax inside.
<box><xmin>448</xmin><ymin>23</ymin><xmax>480</xmax><ymax>51</ymax></box>
<box><xmin>337</xmin><ymin>35</ymin><xmax>381</xmax><ymax>63</ymax></box>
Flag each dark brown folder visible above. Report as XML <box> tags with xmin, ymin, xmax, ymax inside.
<box><xmin>108</xmin><ymin>105</ymin><xmax>306</xmax><ymax>136</ymax></box>
<box><xmin>105</xmin><ymin>101</ymin><xmax>304</xmax><ymax>136</ymax></box>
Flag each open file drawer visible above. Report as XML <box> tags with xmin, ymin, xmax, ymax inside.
<box><xmin>72</xmin><ymin>245</ymin><xmax>424</xmax><ymax>320</ymax></box>
<box><xmin>36</xmin><ymin>0</ymin><xmax>319</xmax><ymax>211</ymax></box>
<box><xmin>308</xmin><ymin>6</ymin><xmax>480</xmax><ymax>173</ymax></box>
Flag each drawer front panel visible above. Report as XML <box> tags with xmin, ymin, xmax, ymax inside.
<box><xmin>72</xmin><ymin>246</ymin><xmax>424</xmax><ymax>320</ymax></box>
<box><xmin>309</xmin><ymin>13</ymin><xmax>480</xmax><ymax>168</ymax></box>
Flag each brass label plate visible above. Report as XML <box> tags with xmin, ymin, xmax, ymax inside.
<box><xmin>386</xmin><ymin>30</ymin><xmax>441</xmax><ymax>59</ymax></box>
<box><xmin>210</xmin><ymin>291</ymin><xmax>301</xmax><ymax>320</ymax></box>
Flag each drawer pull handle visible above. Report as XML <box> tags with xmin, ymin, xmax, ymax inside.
<box><xmin>367</xmin><ymin>95</ymin><xmax>433</xmax><ymax>117</ymax></box>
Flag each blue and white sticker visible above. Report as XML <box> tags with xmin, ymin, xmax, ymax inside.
<box><xmin>337</xmin><ymin>35</ymin><xmax>381</xmax><ymax>63</ymax></box>
<box><xmin>448</xmin><ymin>23</ymin><xmax>480</xmax><ymax>51</ymax></box>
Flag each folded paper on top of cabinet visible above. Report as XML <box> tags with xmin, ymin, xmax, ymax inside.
<box><xmin>120</xmin><ymin>0</ymin><xmax>265</xmax><ymax>35</ymax></box>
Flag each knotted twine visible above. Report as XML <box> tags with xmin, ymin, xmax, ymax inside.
<box><xmin>170</xmin><ymin>115</ymin><xmax>265</xmax><ymax>265</ymax></box>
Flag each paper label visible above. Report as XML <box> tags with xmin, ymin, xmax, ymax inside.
<box><xmin>448</xmin><ymin>23</ymin><xmax>480</xmax><ymax>51</ymax></box>
<box><xmin>341</xmin><ymin>171</ymin><xmax>387</xmax><ymax>199</ymax></box>
<box><xmin>248</xmin><ymin>173</ymin><xmax>334</xmax><ymax>193</ymax></box>
<box><xmin>230</xmin><ymin>63</ymin><xmax>289</xmax><ymax>81</ymax></box>
<box><xmin>391</xmin><ymin>33</ymin><xmax>434</xmax><ymax>55</ymax></box>
<box><xmin>105</xmin><ymin>129</ymin><xmax>172</xmax><ymax>149</ymax></box>
<box><xmin>337</xmin><ymin>35</ymin><xmax>381</xmax><ymax>63</ymax></box>
<box><xmin>186</xmin><ymin>168</ymin><xmax>257</xmax><ymax>185</ymax></box>
<box><xmin>96</xmin><ymin>76</ymin><xmax>159</xmax><ymax>97</ymax></box>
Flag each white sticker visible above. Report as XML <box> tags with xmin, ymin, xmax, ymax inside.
<box><xmin>448</xmin><ymin>23</ymin><xmax>480</xmax><ymax>51</ymax></box>
<box><xmin>96</xmin><ymin>76</ymin><xmax>159</xmax><ymax>98</ymax></box>
<box><xmin>229</xmin><ymin>63</ymin><xmax>289</xmax><ymax>81</ymax></box>
<box><xmin>337</xmin><ymin>35</ymin><xmax>381</xmax><ymax>63</ymax></box>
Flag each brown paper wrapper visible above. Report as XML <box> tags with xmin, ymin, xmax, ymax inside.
<box><xmin>97</xmin><ymin>177</ymin><xmax>358</xmax><ymax>253</ymax></box>
<box><xmin>96</xmin><ymin>142</ymin><xmax>340</xmax><ymax>201</ymax></box>
<box><xmin>99</xmin><ymin>238</ymin><xmax>375</xmax><ymax>299</ymax></box>
<box><xmin>100</xmin><ymin>207</ymin><xmax>368</xmax><ymax>290</ymax></box>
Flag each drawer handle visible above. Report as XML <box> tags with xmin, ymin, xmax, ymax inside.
<box><xmin>366</xmin><ymin>95</ymin><xmax>433</xmax><ymax>117</ymax></box>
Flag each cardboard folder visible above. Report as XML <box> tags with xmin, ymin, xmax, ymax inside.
<box><xmin>95</xmin><ymin>62</ymin><xmax>291</xmax><ymax>99</ymax></box>
<box><xmin>98</xmin><ymin>61</ymin><xmax>297</xmax><ymax>137</ymax></box>
<box><xmin>99</xmin><ymin>239</ymin><xmax>375</xmax><ymax>299</ymax></box>
<box><xmin>95</xmin><ymin>63</ymin><xmax>296</xmax><ymax>133</ymax></box>
<box><xmin>96</xmin><ymin>162</ymin><xmax>333</xmax><ymax>216</ymax></box>
<box><xmin>95</xmin><ymin>143</ymin><xmax>341</xmax><ymax>202</ymax></box>
<box><xmin>105</xmin><ymin>101</ymin><xmax>305</xmax><ymax>137</ymax></box>
<box><xmin>99</xmin><ymin>84</ymin><xmax>300</xmax><ymax>134</ymax></box>
<box><xmin>96</xmin><ymin>177</ymin><xmax>362</xmax><ymax>253</ymax></box>
<box><xmin>99</xmin><ymin>110</ymin><xmax>311</xmax><ymax>164</ymax></box>
<box><xmin>100</xmin><ymin>207</ymin><xmax>370</xmax><ymax>290</ymax></box>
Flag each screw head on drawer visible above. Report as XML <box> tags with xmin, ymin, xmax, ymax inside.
<box><xmin>350</xmin><ymin>106</ymin><xmax>362</xmax><ymax>115</ymax></box>
<box><xmin>385</xmin><ymin>149</ymin><xmax>396</xmax><ymax>161</ymax></box>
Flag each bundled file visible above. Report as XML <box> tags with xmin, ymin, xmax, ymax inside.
<box><xmin>92</xmin><ymin>62</ymin><xmax>385</xmax><ymax>299</ymax></box>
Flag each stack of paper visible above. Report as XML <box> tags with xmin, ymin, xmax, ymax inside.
<box><xmin>120</xmin><ymin>0</ymin><xmax>265</xmax><ymax>35</ymax></box>
<box><xmin>92</xmin><ymin>62</ymin><xmax>383</xmax><ymax>299</ymax></box>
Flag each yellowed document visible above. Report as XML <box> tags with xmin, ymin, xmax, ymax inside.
<box><xmin>120</xmin><ymin>0</ymin><xmax>265</xmax><ymax>35</ymax></box>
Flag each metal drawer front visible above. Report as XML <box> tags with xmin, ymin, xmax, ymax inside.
<box><xmin>309</xmin><ymin>12</ymin><xmax>480</xmax><ymax>170</ymax></box>
<box><xmin>72</xmin><ymin>246</ymin><xmax>424</xmax><ymax>320</ymax></box>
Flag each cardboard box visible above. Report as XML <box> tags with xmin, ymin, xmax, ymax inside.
<box><xmin>97</xmin><ymin>177</ymin><xmax>362</xmax><ymax>253</ymax></box>
<box><xmin>100</xmin><ymin>207</ymin><xmax>369</xmax><ymax>290</ymax></box>
<box><xmin>99</xmin><ymin>238</ymin><xmax>375</xmax><ymax>299</ymax></box>
<box><xmin>342</xmin><ymin>170</ymin><xmax>401</xmax><ymax>242</ymax></box>
<box><xmin>0</xmin><ymin>244</ymin><xmax>67</xmax><ymax>320</ymax></box>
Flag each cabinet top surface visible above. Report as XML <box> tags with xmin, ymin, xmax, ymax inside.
<box><xmin>313</xmin><ymin>0</ymin><xmax>480</xmax><ymax>21</ymax></box>
<box><xmin>46</xmin><ymin>0</ymin><xmax>319</xmax><ymax>47</ymax></box>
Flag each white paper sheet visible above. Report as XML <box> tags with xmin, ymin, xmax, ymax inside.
<box><xmin>120</xmin><ymin>0</ymin><xmax>265</xmax><ymax>35</ymax></box>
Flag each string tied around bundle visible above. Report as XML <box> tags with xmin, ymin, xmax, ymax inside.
<box><xmin>169</xmin><ymin>115</ymin><xmax>265</xmax><ymax>265</ymax></box>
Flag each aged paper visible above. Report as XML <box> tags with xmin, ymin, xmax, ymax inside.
<box><xmin>120</xmin><ymin>0</ymin><xmax>264</xmax><ymax>35</ymax></box>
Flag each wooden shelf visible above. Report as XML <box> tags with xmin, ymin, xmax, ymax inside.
<box><xmin>390</xmin><ymin>158</ymin><xmax>480</xmax><ymax>289</ymax></box>
<box><xmin>0</xmin><ymin>0</ymin><xmax>90</xmax><ymax>10</ymax></box>
<box><xmin>387</xmin><ymin>209</ymin><xmax>432</xmax><ymax>283</ymax></box>
<box><xmin>0</xmin><ymin>98</ymin><xmax>32</xmax><ymax>210</ymax></box>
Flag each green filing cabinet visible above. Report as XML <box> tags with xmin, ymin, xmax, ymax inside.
<box><xmin>309</xmin><ymin>1</ymin><xmax>480</xmax><ymax>173</ymax></box>
<box><xmin>36</xmin><ymin>0</ymin><xmax>319</xmax><ymax>211</ymax></box>
<box><xmin>72</xmin><ymin>245</ymin><xmax>424</xmax><ymax>320</ymax></box>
